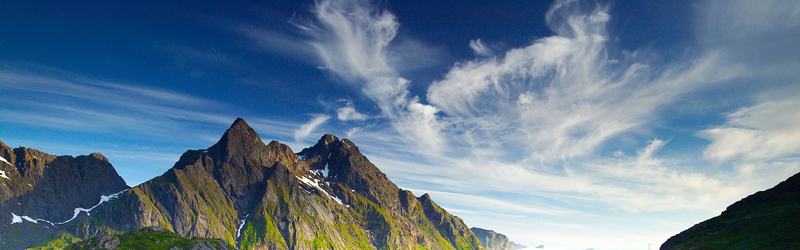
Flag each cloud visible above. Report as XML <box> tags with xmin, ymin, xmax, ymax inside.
<box><xmin>252</xmin><ymin>0</ymin><xmax>800</xmax><ymax>247</ymax></box>
<box><xmin>0</xmin><ymin>69</ymin><xmax>308</xmax><ymax>185</ymax></box>
<box><xmin>235</xmin><ymin>25</ymin><xmax>319</xmax><ymax>65</ymax></box>
<box><xmin>374</xmin><ymin>138</ymin><xmax>745</xmax><ymax>213</ymax></box>
<box><xmin>469</xmin><ymin>39</ymin><xmax>494</xmax><ymax>57</ymax></box>
<box><xmin>336</xmin><ymin>104</ymin><xmax>367</xmax><ymax>121</ymax></box>
<box><xmin>700</xmin><ymin>97</ymin><xmax>800</xmax><ymax>164</ymax></box>
<box><xmin>0</xmin><ymin>71</ymin><xmax>232</xmax><ymax>135</ymax></box>
<box><xmin>294</xmin><ymin>114</ymin><xmax>331</xmax><ymax>142</ymax></box>
<box><xmin>0</xmin><ymin>70</ymin><xmax>305</xmax><ymax>144</ymax></box>
<box><xmin>427</xmin><ymin>0</ymin><xmax>735</xmax><ymax>162</ymax></box>
<box><xmin>294</xmin><ymin>0</ymin><xmax>446</xmax><ymax>153</ymax></box>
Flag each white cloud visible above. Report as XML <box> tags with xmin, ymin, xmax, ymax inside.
<box><xmin>336</xmin><ymin>105</ymin><xmax>367</xmax><ymax>121</ymax></box>
<box><xmin>427</xmin><ymin>0</ymin><xmax>735</xmax><ymax>162</ymax></box>
<box><xmin>294</xmin><ymin>114</ymin><xmax>331</xmax><ymax>142</ymax></box>
<box><xmin>294</xmin><ymin>0</ymin><xmax>446</xmax><ymax>153</ymax></box>
<box><xmin>469</xmin><ymin>39</ymin><xmax>493</xmax><ymax>57</ymax></box>
<box><xmin>344</xmin><ymin>127</ymin><xmax>362</xmax><ymax>138</ymax></box>
<box><xmin>265</xmin><ymin>0</ymin><xmax>800</xmax><ymax>248</ymax></box>
<box><xmin>0</xmin><ymin>70</ymin><xmax>307</xmax><ymax>185</ymax></box>
<box><xmin>0</xmin><ymin>72</ymin><xmax>235</xmax><ymax>135</ymax></box>
<box><xmin>700</xmin><ymin>97</ymin><xmax>800</xmax><ymax>164</ymax></box>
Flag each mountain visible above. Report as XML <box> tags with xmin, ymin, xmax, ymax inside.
<box><xmin>471</xmin><ymin>227</ymin><xmax>526</xmax><ymax>250</ymax></box>
<box><xmin>4</xmin><ymin>118</ymin><xmax>484</xmax><ymax>250</ymax></box>
<box><xmin>660</xmin><ymin>171</ymin><xmax>800</xmax><ymax>249</ymax></box>
<box><xmin>0</xmin><ymin>140</ymin><xmax>129</xmax><ymax>249</ymax></box>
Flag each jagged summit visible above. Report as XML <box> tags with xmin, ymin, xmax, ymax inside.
<box><xmin>297</xmin><ymin>134</ymin><xmax>340</xmax><ymax>160</ymax></box>
<box><xmin>210</xmin><ymin>117</ymin><xmax>263</xmax><ymax>152</ymax></box>
<box><xmin>205</xmin><ymin>118</ymin><xmax>275</xmax><ymax>171</ymax></box>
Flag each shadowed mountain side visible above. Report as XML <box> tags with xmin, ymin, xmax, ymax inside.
<box><xmin>661</xmin><ymin>171</ymin><xmax>800</xmax><ymax>249</ymax></box>
<box><xmin>0</xmin><ymin>140</ymin><xmax>129</xmax><ymax>249</ymax></box>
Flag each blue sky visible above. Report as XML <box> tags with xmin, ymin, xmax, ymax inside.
<box><xmin>2</xmin><ymin>0</ymin><xmax>799</xmax><ymax>249</ymax></box>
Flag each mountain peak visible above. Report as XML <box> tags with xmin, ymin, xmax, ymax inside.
<box><xmin>229</xmin><ymin>117</ymin><xmax>252</xmax><ymax>132</ymax></box>
<box><xmin>319</xmin><ymin>134</ymin><xmax>339</xmax><ymax>146</ymax></box>
<box><xmin>297</xmin><ymin>134</ymin><xmax>341</xmax><ymax>160</ymax></box>
<box><xmin>208</xmin><ymin>118</ymin><xmax>269</xmax><ymax>166</ymax></box>
<box><xmin>213</xmin><ymin>118</ymin><xmax>260</xmax><ymax>148</ymax></box>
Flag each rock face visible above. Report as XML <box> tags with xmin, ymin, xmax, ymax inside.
<box><xmin>471</xmin><ymin>227</ymin><xmax>526</xmax><ymax>250</ymax></box>
<box><xmin>27</xmin><ymin>118</ymin><xmax>484</xmax><ymax>250</ymax></box>
<box><xmin>660</xmin><ymin>171</ymin><xmax>800</xmax><ymax>249</ymax></box>
<box><xmin>0</xmin><ymin>140</ymin><xmax>129</xmax><ymax>249</ymax></box>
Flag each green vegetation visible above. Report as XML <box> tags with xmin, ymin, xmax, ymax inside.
<box><xmin>663</xmin><ymin>202</ymin><xmax>800</xmax><ymax>249</ymax></box>
<box><xmin>662</xmin><ymin>173</ymin><xmax>800</xmax><ymax>250</ymax></box>
<box><xmin>63</xmin><ymin>229</ymin><xmax>232</xmax><ymax>250</ymax></box>
<box><xmin>27</xmin><ymin>231</ymin><xmax>81</xmax><ymax>250</ymax></box>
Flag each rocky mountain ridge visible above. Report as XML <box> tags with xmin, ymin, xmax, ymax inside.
<box><xmin>2</xmin><ymin>118</ymin><xmax>485</xmax><ymax>250</ymax></box>
<box><xmin>0</xmin><ymin>140</ymin><xmax>129</xmax><ymax>249</ymax></box>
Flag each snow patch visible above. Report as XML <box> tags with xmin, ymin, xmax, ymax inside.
<box><xmin>58</xmin><ymin>189</ymin><xmax>128</xmax><ymax>224</ymax></box>
<box><xmin>0</xmin><ymin>156</ymin><xmax>11</xmax><ymax>166</ymax></box>
<box><xmin>10</xmin><ymin>213</ymin><xmax>22</xmax><ymax>224</ymax></box>
<box><xmin>312</xmin><ymin>162</ymin><xmax>330</xmax><ymax>178</ymax></box>
<box><xmin>332</xmin><ymin>195</ymin><xmax>348</xmax><ymax>207</ymax></box>
<box><xmin>295</xmin><ymin>174</ymin><xmax>346</xmax><ymax>206</ymax></box>
<box><xmin>8</xmin><ymin>213</ymin><xmax>55</xmax><ymax>226</ymax></box>
<box><xmin>0</xmin><ymin>170</ymin><xmax>9</xmax><ymax>180</ymax></box>
<box><xmin>236</xmin><ymin>214</ymin><xmax>249</xmax><ymax>239</ymax></box>
<box><xmin>22</xmin><ymin>216</ymin><xmax>38</xmax><ymax>224</ymax></box>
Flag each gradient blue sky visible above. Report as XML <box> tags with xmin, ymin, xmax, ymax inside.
<box><xmin>2</xmin><ymin>0</ymin><xmax>799</xmax><ymax>249</ymax></box>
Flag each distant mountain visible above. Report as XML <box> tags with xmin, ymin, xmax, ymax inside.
<box><xmin>0</xmin><ymin>140</ymin><xmax>129</xmax><ymax>249</ymax></box>
<box><xmin>2</xmin><ymin>118</ymin><xmax>485</xmax><ymax>250</ymax></box>
<box><xmin>471</xmin><ymin>227</ymin><xmax>527</xmax><ymax>250</ymax></box>
<box><xmin>660</xmin><ymin>171</ymin><xmax>800</xmax><ymax>249</ymax></box>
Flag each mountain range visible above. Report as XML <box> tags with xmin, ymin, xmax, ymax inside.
<box><xmin>1</xmin><ymin>118</ymin><xmax>491</xmax><ymax>250</ymax></box>
<box><xmin>3</xmin><ymin>118</ymin><xmax>798</xmax><ymax>249</ymax></box>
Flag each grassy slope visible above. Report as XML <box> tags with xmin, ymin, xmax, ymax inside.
<box><xmin>661</xmin><ymin>172</ymin><xmax>800</xmax><ymax>250</ymax></box>
<box><xmin>61</xmin><ymin>229</ymin><xmax>232</xmax><ymax>250</ymax></box>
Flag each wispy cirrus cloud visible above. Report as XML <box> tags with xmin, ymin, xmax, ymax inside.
<box><xmin>468</xmin><ymin>39</ymin><xmax>496</xmax><ymax>58</ymax></box>
<box><xmin>235</xmin><ymin>0</ymin><xmax>799</xmax><ymax>248</ymax></box>
<box><xmin>294</xmin><ymin>114</ymin><xmax>331</xmax><ymax>142</ymax></box>
<box><xmin>427</xmin><ymin>1</ymin><xmax>737</xmax><ymax>163</ymax></box>
<box><xmin>291</xmin><ymin>0</ymin><xmax>446</xmax><ymax>153</ymax></box>
<box><xmin>0</xmin><ymin>69</ymin><xmax>302</xmax><ymax>185</ymax></box>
